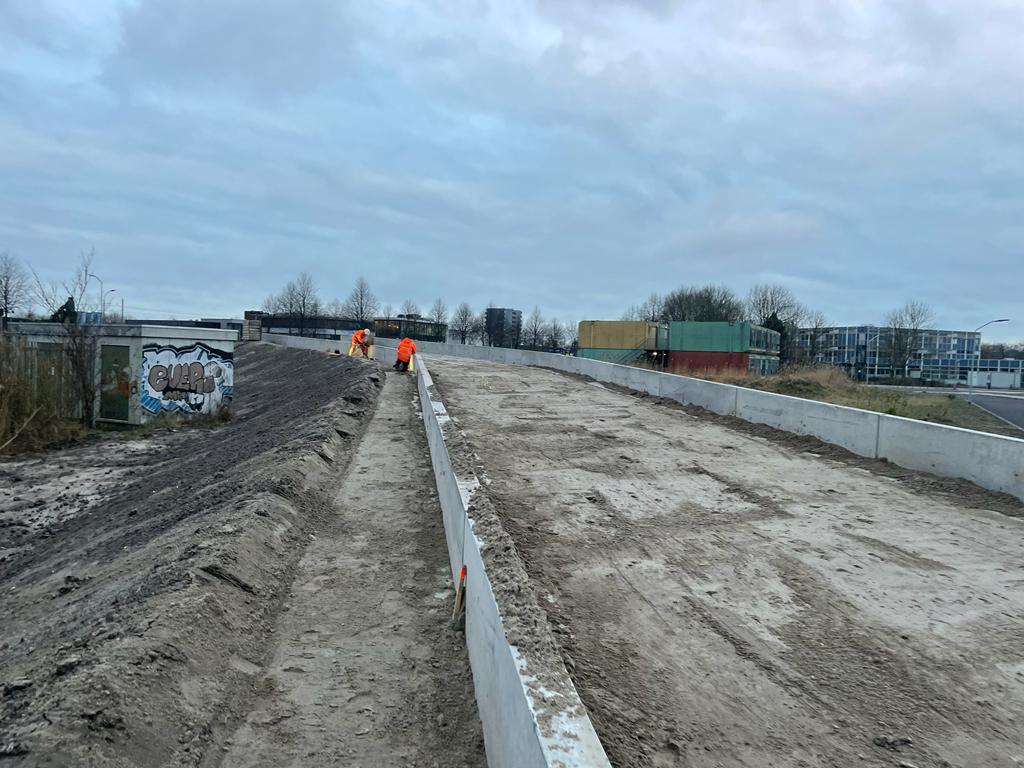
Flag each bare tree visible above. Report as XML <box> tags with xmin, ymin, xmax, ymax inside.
<box><xmin>622</xmin><ymin>293</ymin><xmax>663</xmax><ymax>322</ymax></box>
<box><xmin>450</xmin><ymin>302</ymin><xmax>474</xmax><ymax>344</ymax></box>
<box><xmin>745</xmin><ymin>284</ymin><xmax>813</xmax><ymax>364</ymax></box>
<box><xmin>401</xmin><ymin>299</ymin><xmax>420</xmax><ymax>317</ymax></box>
<box><xmin>884</xmin><ymin>301</ymin><xmax>935</xmax><ymax>379</ymax></box>
<box><xmin>31</xmin><ymin>252</ymin><xmax>100</xmax><ymax>426</ymax></box>
<box><xmin>745</xmin><ymin>284</ymin><xmax>803</xmax><ymax>326</ymax></box>
<box><xmin>260</xmin><ymin>293</ymin><xmax>278</xmax><ymax>313</ymax></box>
<box><xmin>0</xmin><ymin>253</ymin><xmax>28</xmax><ymax>331</ymax></box>
<box><xmin>429</xmin><ymin>298</ymin><xmax>448</xmax><ymax>325</ymax></box>
<box><xmin>524</xmin><ymin>307</ymin><xmax>545</xmax><ymax>350</ymax></box>
<box><xmin>324</xmin><ymin>298</ymin><xmax>346</xmax><ymax>318</ymax></box>
<box><xmin>661</xmin><ymin>285</ymin><xmax>744</xmax><ymax>322</ymax></box>
<box><xmin>275</xmin><ymin>281</ymin><xmax>299</xmax><ymax>316</ymax></box>
<box><xmin>800</xmin><ymin>309</ymin><xmax>829</xmax><ymax>364</ymax></box>
<box><xmin>564</xmin><ymin>318</ymin><xmax>578</xmax><ymax>348</ymax></box>
<box><xmin>472</xmin><ymin>310</ymin><xmax>489</xmax><ymax>346</ymax></box>
<box><xmin>31</xmin><ymin>251</ymin><xmax>93</xmax><ymax>314</ymax></box>
<box><xmin>544</xmin><ymin>319</ymin><xmax>566</xmax><ymax>351</ymax></box>
<box><xmin>273</xmin><ymin>272</ymin><xmax>320</xmax><ymax>336</ymax></box>
<box><xmin>638</xmin><ymin>293</ymin><xmax>663</xmax><ymax>322</ymax></box>
<box><xmin>341</xmin><ymin>276</ymin><xmax>379</xmax><ymax>323</ymax></box>
<box><xmin>381</xmin><ymin>303</ymin><xmax>394</xmax><ymax>319</ymax></box>
<box><xmin>295</xmin><ymin>272</ymin><xmax>320</xmax><ymax>315</ymax></box>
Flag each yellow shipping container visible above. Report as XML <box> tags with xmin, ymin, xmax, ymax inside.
<box><xmin>577</xmin><ymin>320</ymin><xmax>661</xmax><ymax>350</ymax></box>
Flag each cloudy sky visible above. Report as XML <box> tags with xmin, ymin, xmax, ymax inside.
<box><xmin>2</xmin><ymin>0</ymin><xmax>1021</xmax><ymax>339</ymax></box>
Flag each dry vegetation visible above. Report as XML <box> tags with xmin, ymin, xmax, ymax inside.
<box><xmin>692</xmin><ymin>364</ymin><xmax>1024</xmax><ymax>437</ymax></box>
<box><xmin>0</xmin><ymin>337</ymin><xmax>83</xmax><ymax>452</ymax></box>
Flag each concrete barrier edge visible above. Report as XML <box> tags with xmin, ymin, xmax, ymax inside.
<box><xmin>414</xmin><ymin>359</ymin><xmax>612</xmax><ymax>768</ymax></box>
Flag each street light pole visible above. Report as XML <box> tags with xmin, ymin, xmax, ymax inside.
<box><xmin>968</xmin><ymin>319</ymin><xmax>1010</xmax><ymax>402</ymax></box>
<box><xmin>87</xmin><ymin>272</ymin><xmax>104</xmax><ymax>319</ymax></box>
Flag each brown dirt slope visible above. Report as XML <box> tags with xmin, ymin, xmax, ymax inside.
<box><xmin>0</xmin><ymin>343</ymin><xmax>381</xmax><ymax>766</ymax></box>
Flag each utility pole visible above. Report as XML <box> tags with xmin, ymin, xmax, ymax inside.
<box><xmin>968</xmin><ymin>319</ymin><xmax>1009</xmax><ymax>402</ymax></box>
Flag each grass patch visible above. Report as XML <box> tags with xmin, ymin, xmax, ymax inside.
<box><xmin>691</xmin><ymin>365</ymin><xmax>1024</xmax><ymax>438</ymax></box>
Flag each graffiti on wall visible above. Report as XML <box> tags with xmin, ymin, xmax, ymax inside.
<box><xmin>140</xmin><ymin>342</ymin><xmax>234</xmax><ymax>415</ymax></box>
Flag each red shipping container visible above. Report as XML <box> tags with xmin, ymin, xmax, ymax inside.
<box><xmin>666</xmin><ymin>350</ymin><xmax>749</xmax><ymax>374</ymax></box>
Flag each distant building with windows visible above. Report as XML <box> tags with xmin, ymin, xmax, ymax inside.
<box><xmin>796</xmin><ymin>325</ymin><xmax>998</xmax><ymax>384</ymax></box>
<box><xmin>485</xmin><ymin>308</ymin><xmax>522</xmax><ymax>348</ymax></box>
<box><xmin>372</xmin><ymin>314</ymin><xmax>448</xmax><ymax>343</ymax></box>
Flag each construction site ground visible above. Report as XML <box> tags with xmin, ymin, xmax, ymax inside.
<box><xmin>0</xmin><ymin>343</ymin><xmax>483</xmax><ymax>767</ymax></box>
<box><xmin>428</xmin><ymin>356</ymin><xmax>1024</xmax><ymax>768</ymax></box>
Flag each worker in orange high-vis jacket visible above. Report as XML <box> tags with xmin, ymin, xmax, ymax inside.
<box><xmin>348</xmin><ymin>328</ymin><xmax>371</xmax><ymax>357</ymax></box>
<box><xmin>394</xmin><ymin>337</ymin><xmax>417</xmax><ymax>372</ymax></box>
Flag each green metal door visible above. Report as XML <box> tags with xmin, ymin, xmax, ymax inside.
<box><xmin>100</xmin><ymin>345</ymin><xmax>131</xmax><ymax>421</ymax></box>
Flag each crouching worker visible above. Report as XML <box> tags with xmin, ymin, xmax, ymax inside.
<box><xmin>348</xmin><ymin>328</ymin><xmax>371</xmax><ymax>357</ymax></box>
<box><xmin>394</xmin><ymin>336</ymin><xmax>417</xmax><ymax>372</ymax></box>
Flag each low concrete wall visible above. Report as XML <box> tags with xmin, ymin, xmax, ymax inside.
<box><xmin>415</xmin><ymin>361</ymin><xmax>611</xmax><ymax>768</ymax></box>
<box><xmin>368</xmin><ymin>336</ymin><xmax>1024</xmax><ymax>502</ymax></box>
<box><xmin>658</xmin><ymin>373</ymin><xmax>739</xmax><ymax>416</ymax></box>
<box><xmin>262</xmin><ymin>333</ymin><xmax>345</xmax><ymax>354</ymax></box>
<box><xmin>735</xmin><ymin>388</ymin><xmax>881</xmax><ymax>458</ymax></box>
<box><xmin>877</xmin><ymin>416</ymin><xmax>1024</xmax><ymax>500</ymax></box>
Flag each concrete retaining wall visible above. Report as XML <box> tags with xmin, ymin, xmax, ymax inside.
<box><xmin>735</xmin><ymin>388</ymin><xmax>881</xmax><ymax>458</ymax></box>
<box><xmin>415</xmin><ymin>362</ymin><xmax>611</xmax><ymax>768</ymax></box>
<box><xmin>262</xmin><ymin>333</ymin><xmax>346</xmax><ymax>354</ymax></box>
<box><xmin>877</xmin><ymin>416</ymin><xmax>1024</xmax><ymax>500</ymax></box>
<box><xmin>367</xmin><ymin>336</ymin><xmax>1024</xmax><ymax>502</ymax></box>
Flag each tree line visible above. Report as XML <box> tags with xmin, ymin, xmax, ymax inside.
<box><xmin>262</xmin><ymin>273</ymin><xmax>579</xmax><ymax>350</ymax></box>
<box><xmin>622</xmin><ymin>283</ymin><xmax>828</xmax><ymax>364</ymax></box>
<box><xmin>619</xmin><ymin>283</ymin><xmax>984</xmax><ymax>376</ymax></box>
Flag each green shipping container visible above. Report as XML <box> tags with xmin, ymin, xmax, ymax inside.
<box><xmin>667</xmin><ymin>321</ymin><xmax>751</xmax><ymax>352</ymax></box>
<box><xmin>577</xmin><ymin>347</ymin><xmax>648</xmax><ymax>365</ymax></box>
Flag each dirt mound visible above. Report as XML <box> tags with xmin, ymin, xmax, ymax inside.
<box><xmin>0</xmin><ymin>343</ymin><xmax>382</xmax><ymax>767</ymax></box>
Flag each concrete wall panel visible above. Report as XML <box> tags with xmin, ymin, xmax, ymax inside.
<box><xmin>658</xmin><ymin>373</ymin><xmax>739</xmax><ymax>416</ymax></box>
<box><xmin>736</xmin><ymin>388</ymin><xmax>880</xmax><ymax>458</ymax></box>
<box><xmin>877</xmin><ymin>416</ymin><xmax>1024</xmax><ymax>500</ymax></box>
<box><xmin>415</xmin><ymin>362</ymin><xmax>611</xmax><ymax>768</ymax></box>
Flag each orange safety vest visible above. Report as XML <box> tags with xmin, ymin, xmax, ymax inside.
<box><xmin>351</xmin><ymin>329</ymin><xmax>367</xmax><ymax>346</ymax></box>
<box><xmin>396</xmin><ymin>338</ymin><xmax>416</xmax><ymax>361</ymax></box>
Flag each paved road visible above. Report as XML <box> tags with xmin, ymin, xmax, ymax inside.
<box><xmin>869</xmin><ymin>384</ymin><xmax>1023</xmax><ymax>397</ymax></box>
<box><xmin>971</xmin><ymin>393</ymin><xmax>1024</xmax><ymax>429</ymax></box>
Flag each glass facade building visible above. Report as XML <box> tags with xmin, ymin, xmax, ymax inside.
<box><xmin>796</xmin><ymin>325</ymin><xmax>981</xmax><ymax>381</ymax></box>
